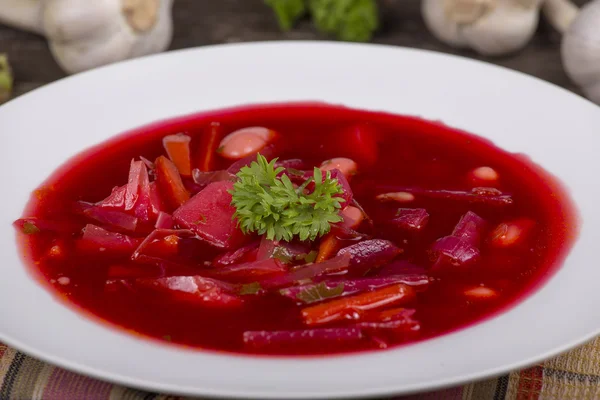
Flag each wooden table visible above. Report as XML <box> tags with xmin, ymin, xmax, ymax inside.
<box><xmin>0</xmin><ymin>0</ymin><xmax>590</xmax><ymax>99</ymax></box>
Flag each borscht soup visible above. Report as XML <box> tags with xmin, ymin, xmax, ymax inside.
<box><xmin>14</xmin><ymin>104</ymin><xmax>577</xmax><ymax>355</ymax></box>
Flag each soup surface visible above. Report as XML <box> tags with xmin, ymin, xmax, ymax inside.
<box><xmin>15</xmin><ymin>103</ymin><xmax>577</xmax><ymax>355</ymax></box>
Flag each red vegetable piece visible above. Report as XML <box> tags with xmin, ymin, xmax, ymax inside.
<box><xmin>163</xmin><ymin>133</ymin><xmax>192</xmax><ymax>177</ymax></box>
<box><xmin>391</xmin><ymin>208</ymin><xmax>429</xmax><ymax>232</ymax></box>
<box><xmin>452</xmin><ymin>211</ymin><xmax>486</xmax><ymax>246</ymax></box>
<box><xmin>77</xmin><ymin>224</ymin><xmax>142</xmax><ymax>256</ymax></box>
<box><xmin>192</xmin><ymin>169</ymin><xmax>236</xmax><ymax>188</ymax></box>
<box><xmin>280</xmin><ymin>275</ymin><xmax>428</xmax><ymax>303</ymax></box>
<box><xmin>316</xmin><ymin>234</ymin><xmax>341</xmax><ymax>263</ymax></box>
<box><xmin>154</xmin><ymin>211</ymin><xmax>174</xmax><ymax>229</ymax></box>
<box><xmin>77</xmin><ymin>202</ymin><xmax>139</xmax><ymax>233</ymax></box>
<box><xmin>98</xmin><ymin>185</ymin><xmax>127</xmax><ymax>209</ymax></box>
<box><xmin>133</xmin><ymin>276</ymin><xmax>242</xmax><ymax>308</ymax></box>
<box><xmin>207</xmin><ymin>258</ymin><xmax>286</xmax><ymax>283</ymax></box>
<box><xmin>197</xmin><ymin>122</ymin><xmax>222</xmax><ymax>172</ymax></box>
<box><xmin>430</xmin><ymin>236</ymin><xmax>480</xmax><ymax>271</ymax></box>
<box><xmin>213</xmin><ymin>242</ymin><xmax>260</xmax><ymax>267</ymax></box>
<box><xmin>13</xmin><ymin>217</ymin><xmax>80</xmax><ymax>235</ymax></box>
<box><xmin>173</xmin><ymin>181</ymin><xmax>246</xmax><ymax>249</ymax></box>
<box><xmin>375</xmin><ymin>187</ymin><xmax>513</xmax><ymax>207</ymax></box>
<box><xmin>132</xmin><ymin>229</ymin><xmax>196</xmax><ymax>264</ymax></box>
<box><xmin>430</xmin><ymin>211</ymin><xmax>486</xmax><ymax>272</ymax></box>
<box><xmin>257</xmin><ymin>237</ymin><xmax>278</xmax><ymax>260</ymax></box>
<box><xmin>337</xmin><ymin>239</ymin><xmax>403</xmax><ymax>276</ymax></box>
<box><xmin>301</xmin><ymin>283</ymin><xmax>415</xmax><ymax>326</ymax></box>
<box><xmin>125</xmin><ymin>160</ymin><xmax>149</xmax><ymax>211</ymax></box>
<box><xmin>155</xmin><ymin>155</ymin><xmax>190</xmax><ymax>211</ymax></box>
<box><xmin>261</xmin><ymin>253</ymin><xmax>351</xmax><ymax>289</ymax></box>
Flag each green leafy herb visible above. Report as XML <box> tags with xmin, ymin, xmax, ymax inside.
<box><xmin>265</xmin><ymin>0</ymin><xmax>307</xmax><ymax>30</ymax></box>
<box><xmin>22</xmin><ymin>221</ymin><xmax>40</xmax><ymax>235</ymax></box>
<box><xmin>309</xmin><ymin>0</ymin><xmax>379</xmax><ymax>42</ymax></box>
<box><xmin>272</xmin><ymin>247</ymin><xmax>293</xmax><ymax>263</ymax></box>
<box><xmin>240</xmin><ymin>282</ymin><xmax>263</xmax><ymax>295</ymax></box>
<box><xmin>296</xmin><ymin>282</ymin><xmax>345</xmax><ymax>304</ymax></box>
<box><xmin>0</xmin><ymin>54</ymin><xmax>13</xmax><ymax>104</ymax></box>
<box><xmin>230</xmin><ymin>154</ymin><xmax>345</xmax><ymax>242</ymax></box>
<box><xmin>302</xmin><ymin>250</ymin><xmax>318</xmax><ymax>263</ymax></box>
<box><xmin>163</xmin><ymin>335</ymin><xmax>172</xmax><ymax>342</ymax></box>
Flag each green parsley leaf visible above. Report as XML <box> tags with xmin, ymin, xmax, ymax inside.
<box><xmin>230</xmin><ymin>154</ymin><xmax>345</xmax><ymax>242</ymax></box>
<box><xmin>22</xmin><ymin>221</ymin><xmax>40</xmax><ymax>235</ymax></box>
<box><xmin>296</xmin><ymin>282</ymin><xmax>345</xmax><ymax>304</ymax></box>
<box><xmin>265</xmin><ymin>0</ymin><xmax>307</xmax><ymax>31</ymax></box>
<box><xmin>309</xmin><ymin>0</ymin><xmax>379</xmax><ymax>42</ymax></box>
<box><xmin>240</xmin><ymin>282</ymin><xmax>263</xmax><ymax>295</ymax></box>
<box><xmin>301</xmin><ymin>250</ymin><xmax>318</xmax><ymax>263</ymax></box>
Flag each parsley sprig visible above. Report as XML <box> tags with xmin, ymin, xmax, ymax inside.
<box><xmin>230</xmin><ymin>154</ymin><xmax>345</xmax><ymax>241</ymax></box>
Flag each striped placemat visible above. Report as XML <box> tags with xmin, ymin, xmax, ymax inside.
<box><xmin>1</xmin><ymin>337</ymin><xmax>599</xmax><ymax>400</ymax></box>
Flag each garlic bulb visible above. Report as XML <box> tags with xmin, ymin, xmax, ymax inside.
<box><xmin>0</xmin><ymin>0</ymin><xmax>173</xmax><ymax>74</ymax></box>
<box><xmin>422</xmin><ymin>0</ymin><xmax>544</xmax><ymax>56</ymax></box>
<box><xmin>543</xmin><ymin>0</ymin><xmax>600</xmax><ymax>105</ymax></box>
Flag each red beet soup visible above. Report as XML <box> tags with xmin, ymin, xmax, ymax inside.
<box><xmin>14</xmin><ymin>103</ymin><xmax>578</xmax><ymax>356</ymax></box>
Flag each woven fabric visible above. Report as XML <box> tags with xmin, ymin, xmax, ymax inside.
<box><xmin>1</xmin><ymin>338</ymin><xmax>600</xmax><ymax>400</ymax></box>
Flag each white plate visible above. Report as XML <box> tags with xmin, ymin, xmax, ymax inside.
<box><xmin>0</xmin><ymin>42</ymin><xmax>599</xmax><ymax>399</ymax></box>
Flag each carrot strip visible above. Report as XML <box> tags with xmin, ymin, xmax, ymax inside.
<box><xmin>316</xmin><ymin>233</ymin><xmax>340</xmax><ymax>263</ymax></box>
<box><xmin>301</xmin><ymin>283</ymin><xmax>415</xmax><ymax>326</ymax></box>
<box><xmin>155</xmin><ymin>156</ymin><xmax>190</xmax><ymax>211</ymax></box>
<box><xmin>198</xmin><ymin>122</ymin><xmax>222</xmax><ymax>172</ymax></box>
<box><xmin>163</xmin><ymin>134</ymin><xmax>192</xmax><ymax>177</ymax></box>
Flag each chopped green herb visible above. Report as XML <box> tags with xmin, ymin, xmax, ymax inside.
<box><xmin>309</xmin><ymin>0</ymin><xmax>379</xmax><ymax>42</ymax></box>
<box><xmin>265</xmin><ymin>0</ymin><xmax>307</xmax><ymax>30</ymax></box>
<box><xmin>163</xmin><ymin>335</ymin><xmax>172</xmax><ymax>342</ymax></box>
<box><xmin>240</xmin><ymin>282</ymin><xmax>263</xmax><ymax>295</ymax></box>
<box><xmin>272</xmin><ymin>247</ymin><xmax>293</xmax><ymax>263</ymax></box>
<box><xmin>22</xmin><ymin>221</ymin><xmax>40</xmax><ymax>235</ymax></box>
<box><xmin>296</xmin><ymin>282</ymin><xmax>345</xmax><ymax>304</ymax></box>
<box><xmin>0</xmin><ymin>54</ymin><xmax>13</xmax><ymax>104</ymax></box>
<box><xmin>302</xmin><ymin>250</ymin><xmax>318</xmax><ymax>263</ymax></box>
<box><xmin>230</xmin><ymin>154</ymin><xmax>344</xmax><ymax>242</ymax></box>
<box><xmin>216</xmin><ymin>146</ymin><xmax>224</xmax><ymax>154</ymax></box>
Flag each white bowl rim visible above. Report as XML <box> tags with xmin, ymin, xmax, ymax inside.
<box><xmin>0</xmin><ymin>41</ymin><xmax>599</xmax><ymax>399</ymax></box>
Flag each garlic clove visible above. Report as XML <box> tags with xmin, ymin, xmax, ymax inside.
<box><xmin>444</xmin><ymin>0</ymin><xmax>493</xmax><ymax>25</ymax></box>
<box><xmin>122</xmin><ymin>0</ymin><xmax>160</xmax><ymax>33</ymax></box>
<box><xmin>40</xmin><ymin>0</ymin><xmax>173</xmax><ymax>74</ymax></box>
<box><xmin>462</xmin><ymin>1</ymin><xmax>541</xmax><ymax>56</ymax></box>
<box><xmin>422</xmin><ymin>0</ymin><xmax>469</xmax><ymax>48</ymax></box>
<box><xmin>561</xmin><ymin>1</ymin><xmax>600</xmax><ymax>99</ymax></box>
<box><xmin>129</xmin><ymin>0</ymin><xmax>173</xmax><ymax>58</ymax></box>
<box><xmin>42</xmin><ymin>0</ymin><xmax>122</xmax><ymax>44</ymax></box>
<box><xmin>422</xmin><ymin>0</ymin><xmax>543</xmax><ymax>56</ymax></box>
<box><xmin>48</xmin><ymin>28</ymin><xmax>137</xmax><ymax>74</ymax></box>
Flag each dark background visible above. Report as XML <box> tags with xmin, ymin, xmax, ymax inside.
<box><xmin>0</xmin><ymin>0</ymin><xmax>590</xmax><ymax>98</ymax></box>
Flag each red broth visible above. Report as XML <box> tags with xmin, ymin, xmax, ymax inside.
<box><xmin>14</xmin><ymin>103</ymin><xmax>578</xmax><ymax>356</ymax></box>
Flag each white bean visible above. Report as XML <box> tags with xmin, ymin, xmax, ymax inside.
<box><xmin>218</xmin><ymin>127</ymin><xmax>276</xmax><ymax>160</ymax></box>
<box><xmin>320</xmin><ymin>157</ymin><xmax>358</xmax><ymax>178</ymax></box>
